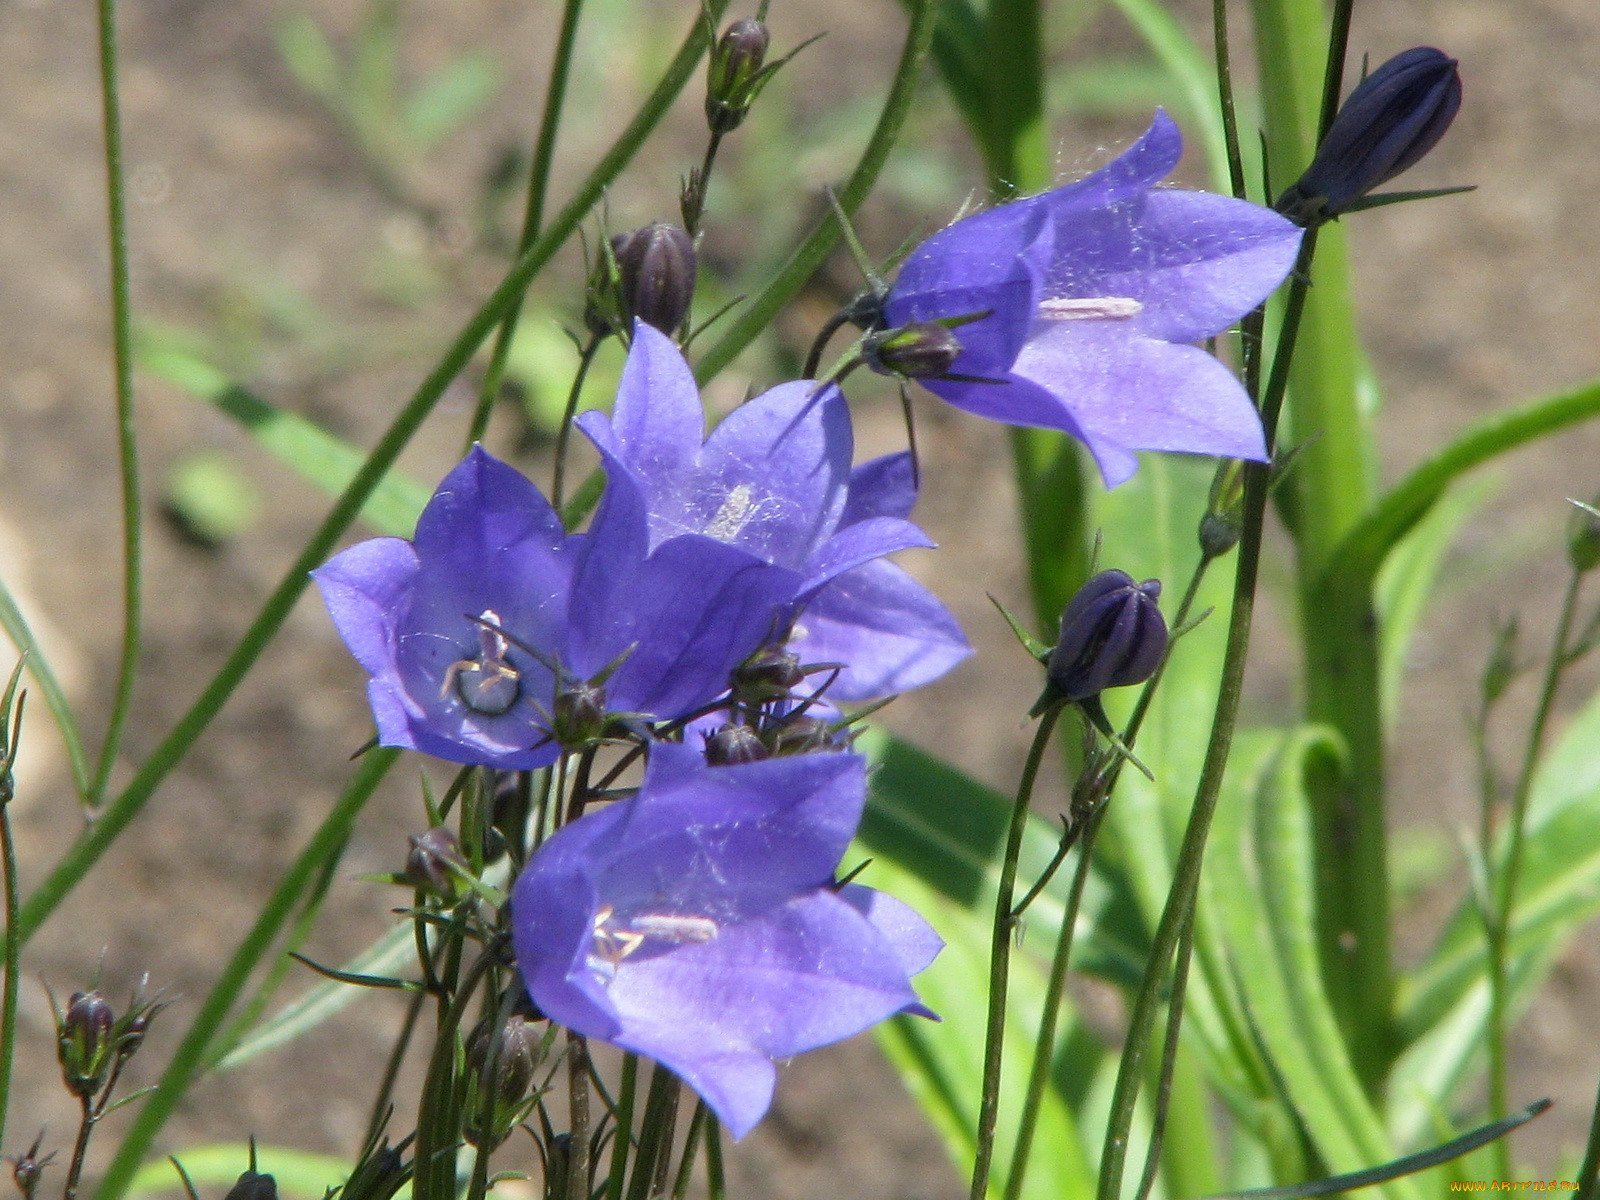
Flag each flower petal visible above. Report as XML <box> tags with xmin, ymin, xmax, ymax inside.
<box><xmin>1009</xmin><ymin>322</ymin><xmax>1268</xmax><ymax>486</ymax></box>
<box><xmin>793</xmin><ymin>559</ymin><xmax>970</xmax><ymax>699</ymax></box>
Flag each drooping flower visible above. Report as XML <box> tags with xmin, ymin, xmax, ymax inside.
<box><xmin>313</xmin><ymin>446</ymin><xmax>799</xmax><ymax>769</ymax></box>
<box><xmin>1276</xmin><ymin>47</ymin><xmax>1462</xmax><ymax>226</ymax></box>
<box><xmin>882</xmin><ymin>110</ymin><xmax>1304</xmax><ymax>487</ymax></box>
<box><xmin>510</xmin><ymin>741</ymin><xmax>940</xmax><ymax>1139</ymax></box>
<box><xmin>578</xmin><ymin>322</ymin><xmax>971</xmax><ymax>699</ymax></box>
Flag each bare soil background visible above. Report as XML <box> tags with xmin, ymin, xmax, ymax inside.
<box><xmin>2</xmin><ymin>0</ymin><xmax>1599</xmax><ymax>1195</ymax></box>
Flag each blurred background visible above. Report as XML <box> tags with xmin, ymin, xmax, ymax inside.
<box><xmin>1</xmin><ymin>0</ymin><xmax>1598</xmax><ymax>1194</ymax></box>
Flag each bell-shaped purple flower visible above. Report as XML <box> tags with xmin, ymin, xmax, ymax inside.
<box><xmin>313</xmin><ymin>446</ymin><xmax>801</xmax><ymax>768</ymax></box>
<box><xmin>578</xmin><ymin>322</ymin><xmax>971</xmax><ymax>700</ymax></box>
<box><xmin>510</xmin><ymin>742</ymin><xmax>941</xmax><ymax>1139</ymax></box>
<box><xmin>1045</xmin><ymin>569</ymin><xmax>1167</xmax><ymax>702</ymax></box>
<box><xmin>884</xmin><ymin>110</ymin><xmax>1303</xmax><ymax>488</ymax></box>
<box><xmin>1277</xmin><ymin>47</ymin><xmax>1462</xmax><ymax>225</ymax></box>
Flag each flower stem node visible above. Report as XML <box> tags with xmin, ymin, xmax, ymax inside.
<box><xmin>863</xmin><ymin>322</ymin><xmax>964</xmax><ymax>381</ymax></box>
<box><xmin>1039</xmin><ymin>569</ymin><xmax>1168</xmax><ymax>715</ymax></box>
<box><xmin>1276</xmin><ymin>47</ymin><xmax>1463</xmax><ymax>227</ymax></box>
<box><xmin>611</xmin><ymin>223</ymin><xmax>697</xmax><ymax>337</ymax></box>
<box><xmin>705</xmin><ymin>19</ymin><xmax>771</xmax><ymax>134</ymax></box>
<box><xmin>405</xmin><ymin>826</ymin><xmax>470</xmax><ymax>899</ymax></box>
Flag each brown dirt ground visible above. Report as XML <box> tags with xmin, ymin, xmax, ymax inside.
<box><xmin>2</xmin><ymin>0</ymin><xmax>1599</xmax><ymax>1195</ymax></box>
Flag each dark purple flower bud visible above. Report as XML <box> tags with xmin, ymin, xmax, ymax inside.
<box><xmin>1046</xmin><ymin>570</ymin><xmax>1167</xmax><ymax>702</ymax></box>
<box><xmin>705</xmin><ymin>19</ymin><xmax>771</xmax><ymax>134</ymax></box>
<box><xmin>57</xmin><ymin>990</ymin><xmax>116</xmax><ymax>1098</ymax></box>
<box><xmin>405</xmin><ymin>827</ymin><xmax>468</xmax><ymax>898</ymax></box>
<box><xmin>611</xmin><ymin>223</ymin><xmax>696</xmax><ymax>335</ymax></box>
<box><xmin>1277</xmin><ymin>47</ymin><xmax>1462</xmax><ymax>225</ymax></box>
<box><xmin>1568</xmin><ymin>498</ymin><xmax>1600</xmax><ymax>574</ymax></box>
<box><xmin>223</xmin><ymin>1171</ymin><xmax>278</xmax><ymax>1200</ymax></box>
<box><xmin>863</xmin><ymin>322</ymin><xmax>963</xmax><ymax>380</ymax></box>
<box><xmin>339</xmin><ymin>1138</ymin><xmax>412</xmax><ymax>1200</ymax></box>
<box><xmin>732</xmin><ymin>644</ymin><xmax>804</xmax><ymax>703</ymax></box>
<box><xmin>705</xmin><ymin>722</ymin><xmax>769</xmax><ymax>766</ymax></box>
<box><xmin>8</xmin><ymin>1131</ymin><xmax>53</xmax><ymax>1200</ymax></box>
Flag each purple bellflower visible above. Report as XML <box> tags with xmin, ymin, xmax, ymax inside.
<box><xmin>883</xmin><ymin>110</ymin><xmax>1303</xmax><ymax>487</ymax></box>
<box><xmin>579</xmin><ymin>322</ymin><xmax>971</xmax><ymax>700</ymax></box>
<box><xmin>510</xmin><ymin>741</ymin><xmax>941</xmax><ymax>1139</ymax></box>
<box><xmin>313</xmin><ymin>446</ymin><xmax>798</xmax><ymax>769</ymax></box>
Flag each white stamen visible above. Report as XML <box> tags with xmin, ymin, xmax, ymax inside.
<box><xmin>1038</xmin><ymin>297</ymin><xmax>1144</xmax><ymax>321</ymax></box>
<box><xmin>705</xmin><ymin>484</ymin><xmax>756</xmax><ymax>542</ymax></box>
<box><xmin>590</xmin><ymin>905</ymin><xmax>720</xmax><ymax>973</ymax></box>
<box><xmin>630</xmin><ymin>912</ymin><xmax>720</xmax><ymax>944</ymax></box>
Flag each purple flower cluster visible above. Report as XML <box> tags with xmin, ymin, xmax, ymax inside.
<box><xmin>314</xmin><ymin>111</ymin><xmax>1300</xmax><ymax>1138</ymax></box>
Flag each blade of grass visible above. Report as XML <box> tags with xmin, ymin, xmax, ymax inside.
<box><xmin>0</xmin><ymin>579</ymin><xmax>89</xmax><ymax>797</ymax></box>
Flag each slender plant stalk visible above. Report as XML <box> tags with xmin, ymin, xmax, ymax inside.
<box><xmin>1095</xmin><ymin>234</ymin><xmax>1318</xmax><ymax>1200</ymax></box>
<box><xmin>705</xmin><ymin>1115</ymin><xmax>725</xmax><ymax>1200</ymax></box>
<box><xmin>0</xmin><ymin>791</ymin><xmax>19</xmax><ymax>1149</ymax></box>
<box><xmin>567</xmin><ymin>1034</ymin><xmax>593</xmax><ymax>1200</ymax></box>
<box><xmin>1250</xmin><ymin>0</ymin><xmax>1389</xmax><ymax>1079</ymax></box>
<box><xmin>605</xmin><ymin>1054</ymin><xmax>641</xmax><ymax>1200</ymax></box>
<box><xmin>466</xmin><ymin>0</ymin><xmax>588</xmax><ymax>448</ymax></box>
<box><xmin>694</xmin><ymin>0</ymin><xmax>936</xmax><ymax>383</ymax></box>
<box><xmin>10</xmin><ymin>3</ymin><xmax>727</xmax><ymax>949</ymax></box>
<box><xmin>88</xmin><ymin>0</ymin><xmax>142</xmax><ymax>808</ymax></box>
<box><xmin>1485</xmin><ymin>567</ymin><xmax>1583</xmax><ymax>1175</ymax></box>
<box><xmin>1211</xmin><ymin>0</ymin><xmax>1247</xmax><ymax>199</ymax></box>
<box><xmin>553</xmin><ymin>335</ymin><xmax>602</xmax><ymax>508</ymax></box>
<box><xmin>968</xmin><ymin>704</ymin><xmax>1062</xmax><ymax>1200</ymax></box>
<box><xmin>1577</xmin><ymin>1074</ymin><xmax>1600</xmax><ymax>1200</ymax></box>
<box><xmin>1004</xmin><ymin>557</ymin><xmax>1212</xmax><ymax>1200</ymax></box>
<box><xmin>93</xmin><ymin>749</ymin><xmax>399</xmax><ymax>1200</ymax></box>
<box><xmin>670</xmin><ymin>1103</ymin><xmax>709</xmax><ymax>1200</ymax></box>
<box><xmin>625</xmin><ymin>1066</ymin><xmax>680</xmax><ymax>1200</ymax></box>
<box><xmin>1132</xmin><ymin>908</ymin><xmax>1198</xmax><ymax>1200</ymax></box>
<box><xmin>363</xmin><ymin>984</ymin><xmax>429</xmax><ymax>1150</ymax></box>
<box><xmin>0</xmin><ymin>584</ymin><xmax>89</xmax><ymax>798</ymax></box>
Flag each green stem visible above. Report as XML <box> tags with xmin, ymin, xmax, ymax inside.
<box><xmin>1486</xmin><ymin>567</ymin><xmax>1583</xmax><ymax>1174</ymax></box>
<box><xmin>412</xmin><ymin>947</ymin><xmax>498</xmax><ymax>1200</ymax></box>
<box><xmin>0</xmin><ymin>583</ymin><xmax>89</xmax><ymax>799</ymax></box>
<box><xmin>1211</xmin><ymin>0</ymin><xmax>1247</xmax><ymax>198</ymax></box>
<box><xmin>1577</xmin><ymin>1073</ymin><xmax>1600</xmax><ymax>1199</ymax></box>
<box><xmin>670</xmin><ymin>1103</ymin><xmax>708</xmax><ymax>1200</ymax></box>
<box><xmin>0</xmin><ymin>796</ymin><xmax>18</xmax><ymax>1149</ymax></box>
<box><xmin>567</xmin><ymin>1035</ymin><xmax>592</xmax><ymax>1200</ymax></box>
<box><xmin>604</xmin><ymin>1054</ymin><xmax>641</xmax><ymax>1200</ymax></box>
<box><xmin>705</xmin><ymin>1116</ymin><xmax>725</xmax><ymax>1200</ymax></box>
<box><xmin>1133</xmin><ymin>908</ymin><xmax>1198</xmax><ymax>1200</ymax></box>
<box><xmin>466</xmin><ymin>0</ymin><xmax>587</xmax><ymax>448</ymax></box>
<box><xmin>88</xmin><ymin>0</ymin><xmax>142</xmax><ymax>809</ymax></box>
<box><xmin>983</xmin><ymin>0</ymin><xmax>1048</xmax><ymax>196</ymax></box>
<box><xmin>1005</xmin><ymin>557</ymin><xmax>1211</xmax><ymax>1200</ymax></box>
<box><xmin>694</xmin><ymin>0</ymin><xmax>935</xmax><ymax>384</ymax></box>
<box><xmin>10</xmin><ymin>5</ymin><xmax>724</xmax><ymax>949</ymax></box>
<box><xmin>1096</xmin><ymin>236</ymin><xmax>1317</xmax><ymax>1200</ymax></box>
<box><xmin>93</xmin><ymin>748</ymin><xmax>398</xmax><ymax>1200</ymax></box>
<box><xmin>363</xmin><ymin>984</ymin><xmax>428</xmax><ymax>1150</ymax></box>
<box><xmin>625</xmin><ymin>1066</ymin><xmax>679</xmax><ymax>1200</ymax></box>
<box><xmin>553</xmin><ymin>336</ymin><xmax>602</xmax><ymax>509</ymax></box>
<box><xmin>1251</xmin><ymin>0</ymin><xmax>1389</xmax><ymax>1084</ymax></box>
<box><xmin>969</xmin><ymin>705</ymin><xmax>1062</xmax><ymax>1200</ymax></box>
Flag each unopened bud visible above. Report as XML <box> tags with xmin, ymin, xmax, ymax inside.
<box><xmin>1277</xmin><ymin>47</ymin><xmax>1461</xmax><ymax>225</ymax></box>
<box><xmin>863</xmin><ymin>322</ymin><xmax>962</xmax><ymax>380</ymax></box>
<box><xmin>57</xmin><ymin>990</ymin><xmax>116</xmax><ymax>1099</ymax></box>
<box><xmin>8</xmin><ymin>1132</ymin><xmax>53</xmax><ymax>1200</ymax></box>
<box><xmin>223</xmin><ymin>1171</ymin><xmax>278</xmax><ymax>1200</ymax></box>
<box><xmin>1199</xmin><ymin>460</ymin><xmax>1246</xmax><ymax>558</ymax></box>
<box><xmin>552</xmin><ymin>680</ymin><xmax>608</xmax><ymax>747</ymax></box>
<box><xmin>1045</xmin><ymin>570</ymin><xmax>1167</xmax><ymax>703</ymax></box>
<box><xmin>611</xmin><ymin>223</ymin><xmax>697</xmax><ymax>335</ymax></box>
<box><xmin>768</xmin><ymin>714</ymin><xmax>839</xmax><ymax>757</ymax></box>
<box><xmin>339</xmin><ymin>1138</ymin><xmax>412</xmax><ymax>1200</ymax></box>
<box><xmin>1481</xmin><ymin>617</ymin><xmax>1519</xmax><ymax>707</ymax></box>
<box><xmin>705</xmin><ymin>19</ymin><xmax>771</xmax><ymax>134</ymax></box>
<box><xmin>1568</xmin><ymin>498</ymin><xmax>1600</xmax><ymax>574</ymax></box>
<box><xmin>465</xmin><ymin>1014</ymin><xmax>543</xmax><ymax>1147</ymax></box>
<box><xmin>704</xmin><ymin>723</ymin><xmax>769</xmax><ymax>766</ymax></box>
<box><xmin>732</xmin><ymin>645</ymin><xmax>803</xmax><ymax>703</ymax></box>
<box><xmin>405</xmin><ymin>827</ymin><xmax>468</xmax><ymax>898</ymax></box>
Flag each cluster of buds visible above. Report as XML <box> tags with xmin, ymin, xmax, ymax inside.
<box><xmin>586</xmin><ymin>222</ymin><xmax>698</xmax><ymax>340</ymax></box>
<box><xmin>53</xmin><ymin>983</ymin><xmax>164</xmax><ymax>1105</ymax></box>
<box><xmin>1277</xmin><ymin>47</ymin><xmax>1463</xmax><ymax>227</ymax></box>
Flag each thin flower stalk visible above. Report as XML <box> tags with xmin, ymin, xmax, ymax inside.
<box><xmin>567</xmin><ymin>1034</ymin><xmax>593</xmax><ymax>1200</ymax></box>
<box><xmin>1485</xmin><ymin>566</ymin><xmax>1584</xmax><ymax>1176</ymax></box>
<box><xmin>1095</xmin><ymin>229</ymin><xmax>1319</xmax><ymax>1200</ymax></box>
<box><xmin>603</xmin><ymin>1054</ymin><xmax>641</xmax><ymax>1200</ymax></box>
<box><xmin>89</xmin><ymin>0</ymin><xmax>142</xmax><ymax>810</ymax></box>
<box><xmin>969</xmin><ymin>704</ymin><xmax>1062</xmax><ymax>1200</ymax></box>
<box><xmin>467</xmin><ymin>0</ymin><xmax>589</xmax><ymax>448</ymax></box>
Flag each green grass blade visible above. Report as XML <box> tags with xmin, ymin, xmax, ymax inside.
<box><xmin>0</xmin><ymin>578</ymin><xmax>90</xmax><ymax>797</ymax></box>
